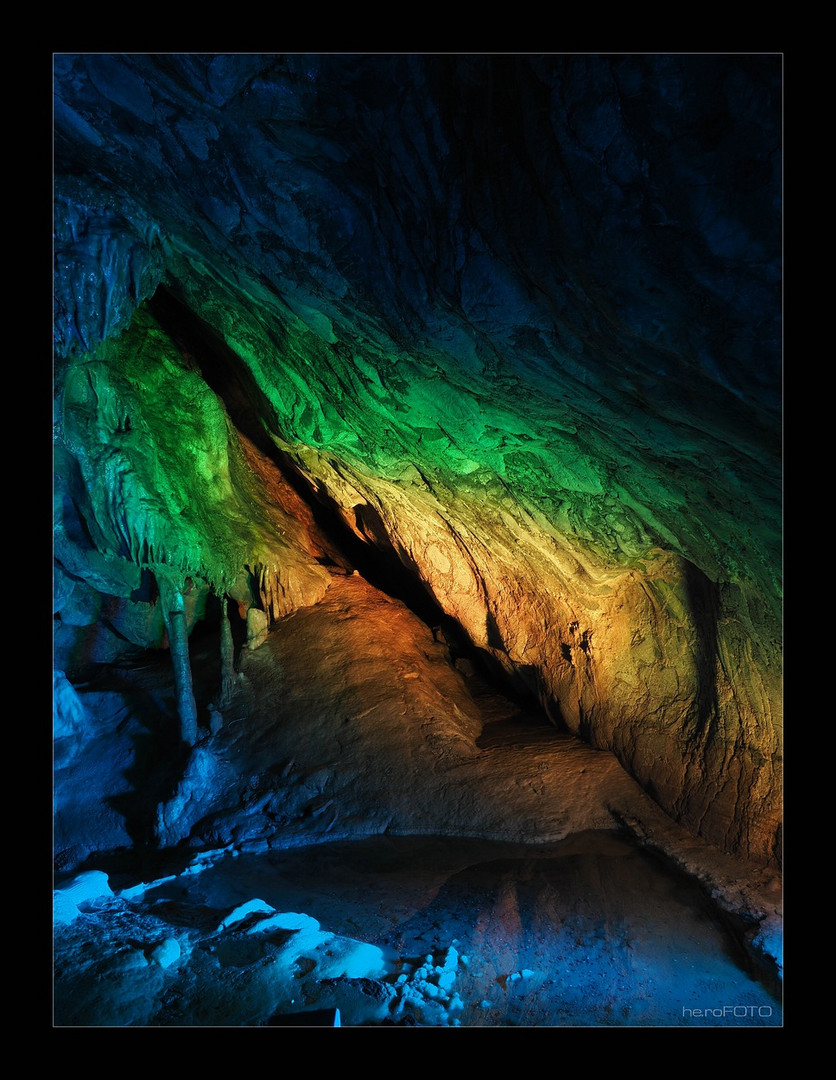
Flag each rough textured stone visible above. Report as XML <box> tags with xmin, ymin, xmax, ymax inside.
<box><xmin>52</xmin><ymin>55</ymin><xmax>781</xmax><ymax>867</ymax></box>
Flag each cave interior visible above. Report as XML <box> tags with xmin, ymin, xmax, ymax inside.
<box><xmin>52</xmin><ymin>53</ymin><xmax>783</xmax><ymax>1028</ymax></box>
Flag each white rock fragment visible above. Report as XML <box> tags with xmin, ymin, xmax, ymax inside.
<box><xmin>440</xmin><ymin>945</ymin><xmax>459</xmax><ymax>971</ymax></box>
<box><xmin>58</xmin><ymin>869</ymin><xmax>112</xmax><ymax>905</ymax></box>
<box><xmin>507</xmin><ymin>968</ymin><xmax>537</xmax><ymax>985</ymax></box>
<box><xmin>148</xmin><ymin>938</ymin><xmax>181</xmax><ymax>968</ymax></box>
<box><xmin>54</xmin><ymin>870</ymin><xmax>113</xmax><ymax>924</ymax></box>
<box><xmin>323</xmin><ymin>939</ymin><xmax>388</xmax><ymax>980</ymax></box>
<box><xmin>119</xmin><ymin>874</ymin><xmax>177</xmax><ymax>900</ymax></box>
<box><xmin>448</xmin><ymin>992</ymin><xmax>464</xmax><ymax>1013</ymax></box>
<box><xmin>264</xmin><ymin>912</ymin><xmax>321</xmax><ymax>932</ymax></box>
<box><xmin>437</xmin><ymin>945</ymin><xmax>459</xmax><ymax>991</ymax></box>
<box><xmin>217</xmin><ymin>898</ymin><xmax>276</xmax><ymax>931</ymax></box>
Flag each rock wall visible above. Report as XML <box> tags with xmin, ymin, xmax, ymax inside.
<box><xmin>53</xmin><ymin>54</ymin><xmax>782</xmax><ymax>866</ymax></box>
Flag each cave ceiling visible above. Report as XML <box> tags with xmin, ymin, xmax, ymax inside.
<box><xmin>52</xmin><ymin>54</ymin><xmax>783</xmax><ymax>866</ymax></box>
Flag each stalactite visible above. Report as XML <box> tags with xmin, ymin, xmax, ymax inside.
<box><xmin>158</xmin><ymin>574</ymin><xmax>199</xmax><ymax>746</ymax></box>
<box><xmin>219</xmin><ymin>597</ymin><xmax>236</xmax><ymax>708</ymax></box>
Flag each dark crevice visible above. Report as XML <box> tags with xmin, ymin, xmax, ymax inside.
<box><xmin>266</xmin><ymin>460</ymin><xmax>553</xmax><ymax>729</ymax></box>
<box><xmin>682</xmin><ymin>559</ymin><xmax>721</xmax><ymax>730</ymax></box>
<box><xmin>148</xmin><ymin>285</ymin><xmax>281</xmax><ymax>460</ymax></box>
<box><xmin>145</xmin><ymin>284</ymin><xmax>551</xmax><ymax>731</ymax></box>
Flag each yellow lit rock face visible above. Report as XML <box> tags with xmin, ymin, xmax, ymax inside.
<box><xmin>53</xmin><ymin>55</ymin><xmax>781</xmax><ymax>869</ymax></box>
<box><xmin>266</xmin><ymin>453</ymin><xmax>781</xmax><ymax>865</ymax></box>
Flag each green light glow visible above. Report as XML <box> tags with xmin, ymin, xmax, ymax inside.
<box><xmin>201</xmin><ymin>286</ymin><xmax>779</xmax><ymax>605</ymax></box>
<box><xmin>60</xmin><ymin>308</ymin><xmax>327</xmax><ymax>602</ymax></box>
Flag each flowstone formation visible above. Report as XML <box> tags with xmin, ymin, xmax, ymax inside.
<box><xmin>53</xmin><ymin>55</ymin><xmax>782</xmax><ymax>868</ymax></box>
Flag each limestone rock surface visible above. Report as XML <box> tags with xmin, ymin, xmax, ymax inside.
<box><xmin>52</xmin><ymin>54</ymin><xmax>782</xmax><ymax>869</ymax></box>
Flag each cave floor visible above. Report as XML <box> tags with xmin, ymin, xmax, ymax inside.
<box><xmin>53</xmin><ymin>831</ymin><xmax>782</xmax><ymax>1028</ymax></box>
<box><xmin>219</xmin><ymin>832</ymin><xmax>784</xmax><ymax>1028</ymax></box>
<box><xmin>54</xmin><ymin>573</ymin><xmax>782</xmax><ymax>1028</ymax></box>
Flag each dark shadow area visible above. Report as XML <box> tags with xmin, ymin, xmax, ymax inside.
<box><xmin>97</xmin><ymin>674</ymin><xmax>191</xmax><ymax>851</ymax></box>
<box><xmin>265</xmin><ymin>1007</ymin><xmax>340</xmax><ymax>1027</ymax></box>
<box><xmin>682</xmin><ymin>559</ymin><xmax>721</xmax><ymax>730</ymax></box>
<box><xmin>148</xmin><ymin>286</ymin><xmax>282</xmax><ymax>461</ymax></box>
<box><xmin>58</xmin><ymin>631</ymin><xmax>224</xmax><ymax>870</ymax></box>
<box><xmin>57</xmin><ymin>843</ymin><xmax>201</xmax><ymax>896</ymax></box>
